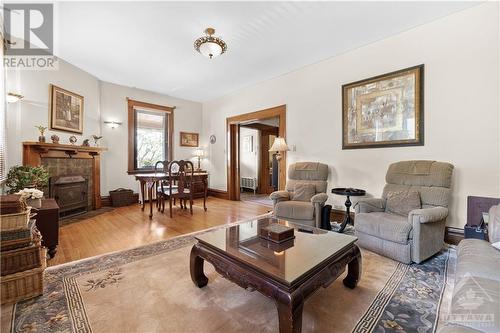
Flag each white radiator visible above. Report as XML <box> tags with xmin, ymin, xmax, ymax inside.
<box><xmin>240</xmin><ymin>177</ymin><xmax>257</xmax><ymax>194</ymax></box>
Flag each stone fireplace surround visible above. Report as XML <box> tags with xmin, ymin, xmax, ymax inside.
<box><xmin>44</xmin><ymin>160</ymin><xmax>92</xmax><ymax>212</ymax></box>
<box><xmin>22</xmin><ymin>142</ymin><xmax>107</xmax><ymax>210</ymax></box>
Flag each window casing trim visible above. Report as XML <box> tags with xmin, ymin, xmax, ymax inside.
<box><xmin>127</xmin><ymin>98</ymin><xmax>174</xmax><ymax>174</ymax></box>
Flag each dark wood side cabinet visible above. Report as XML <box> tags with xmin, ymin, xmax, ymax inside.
<box><xmin>34</xmin><ymin>199</ymin><xmax>60</xmax><ymax>258</ymax></box>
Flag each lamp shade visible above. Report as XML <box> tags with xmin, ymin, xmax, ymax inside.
<box><xmin>198</xmin><ymin>42</ymin><xmax>223</xmax><ymax>59</ymax></box>
<box><xmin>194</xmin><ymin>148</ymin><xmax>204</xmax><ymax>157</ymax></box>
<box><xmin>269</xmin><ymin>137</ymin><xmax>289</xmax><ymax>152</ymax></box>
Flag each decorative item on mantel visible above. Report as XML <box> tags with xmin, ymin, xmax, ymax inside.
<box><xmin>82</xmin><ymin>139</ymin><xmax>90</xmax><ymax>147</ymax></box>
<box><xmin>68</xmin><ymin>135</ymin><xmax>77</xmax><ymax>145</ymax></box>
<box><xmin>34</xmin><ymin>126</ymin><xmax>47</xmax><ymax>143</ymax></box>
<box><xmin>50</xmin><ymin>134</ymin><xmax>59</xmax><ymax>144</ymax></box>
<box><xmin>92</xmin><ymin>135</ymin><xmax>102</xmax><ymax>147</ymax></box>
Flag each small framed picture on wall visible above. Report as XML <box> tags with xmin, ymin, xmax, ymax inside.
<box><xmin>180</xmin><ymin>132</ymin><xmax>199</xmax><ymax>147</ymax></box>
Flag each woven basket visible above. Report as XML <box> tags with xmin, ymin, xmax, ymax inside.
<box><xmin>0</xmin><ymin>208</ymin><xmax>31</xmax><ymax>231</ymax></box>
<box><xmin>109</xmin><ymin>188</ymin><xmax>135</xmax><ymax>207</ymax></box>
<box><xmin>1</xmin><ymin>221</ymin><xmax>37</xmax><ymax>252</ymax></box>
<box><xmin>1</xmin><ymin>263</ymin><xmax>45</xmax><ymax>304</ymax></box>
<box><xmin>1</xmin><ymin>241</ymin><xmax>44</xmax><ymax>276</ymax></box>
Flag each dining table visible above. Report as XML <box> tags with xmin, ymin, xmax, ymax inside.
<box><xmin>134</xmin><ymin>171</ymin><xmax>208</xmax><ymax>219</ymax></box>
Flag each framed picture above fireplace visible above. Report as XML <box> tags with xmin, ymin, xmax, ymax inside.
<box><xmin>50</xmin><ymin>84</ymin><xmax>84</xmax><ymax>134</ymax></box>
<box><xmin>342</xmin><ymin>65</ymin><xmax>424</xmax><ymax>149</ymax></box>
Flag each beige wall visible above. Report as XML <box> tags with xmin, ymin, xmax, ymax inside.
<box><xmin>99</xmin><ymin>81</ymin><xmax>202</xmax><ymax>194</ymax></box>
<box><xmin>6</xmin><ymin>59</ymin><xmax>101</xmax><ymax>168</ymax></box>
<box><xmin>239</xmin><ymin>127</ymin><xmax>260</xmax><ymax>183</ymax></box>
<box><xmin>202</xmin><ymin>3</ymin><xmax>500</xmax><ymax>228</ymax></box>
<box><xmin>5</xmin><ymin>62</ymin><xmax>203</xmax><ymax>196</ymax></box>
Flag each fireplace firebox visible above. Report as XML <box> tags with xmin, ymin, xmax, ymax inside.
<box><xmin>49</xmin><ymin>176</ymin><xmax>88</xmax><ymax>218</ymax></box>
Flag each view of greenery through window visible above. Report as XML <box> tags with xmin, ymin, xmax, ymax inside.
<box><xmin>135</xmin><ymin>109</ymin><xmax>166</xmax><ymax>169</ymax></box>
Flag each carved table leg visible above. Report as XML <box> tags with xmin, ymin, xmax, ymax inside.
<box><xmin>148</xmin><ymin>182</ymin><xmax>154</xmax><ymax>219</ymax></box>
<box><xmin>190</xmin><ymin>245</ymin><xmax>208</xmax><ymax>288</ymax></box>
<box><xmin>343</xmin><ymin>245</ymin><xmax>362</xmax><ymax>289</ymax></box>
<box><xmin>140</xmin><ymin>181</ymin><xmax>145</xmax><ymax>211</ymax></box>
<box><xmin>276</xmin><ymin>293</ymin><xmax>304</xmax><ymax>333</ymax></box>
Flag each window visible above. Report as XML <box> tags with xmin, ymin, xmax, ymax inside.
<box><xmin>127</xmin><ymin>99</ymin><xmax>173</xmax><ymax>173</ymax></box>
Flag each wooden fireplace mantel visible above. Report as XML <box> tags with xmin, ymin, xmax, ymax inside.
<box><xmin>22</xmin><ymin>142</ymin><xmax>108</xmax><ymax>209</ymax></box>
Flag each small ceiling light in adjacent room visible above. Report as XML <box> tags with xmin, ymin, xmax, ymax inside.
<box><xmin>6</xmin><ymin>92</ymin><xmax>24</xmax><ymax>103</ymax></box>
<box><xmin>194</xmin><ymin>27</ymin><xmax>227</xmax><ymax>59</ymax></box>
<box><xmin>104</xmin><ymin>121</ymin><xmax>122</xmax><ymax>129</ymax></box>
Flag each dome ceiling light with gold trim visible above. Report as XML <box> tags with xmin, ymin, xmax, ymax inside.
<box><xmin>194</xmin><ymin>28</ymin><xmax>227</xmax><ymax>59</ymax></box>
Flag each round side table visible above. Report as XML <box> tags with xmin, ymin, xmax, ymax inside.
<box><xmin>331</xmin><ymin>188</ymin><xmax>366</xmax><ymax>233</ymax></box>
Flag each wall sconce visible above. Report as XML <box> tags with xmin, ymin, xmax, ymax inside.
<box><xmin>6</xmin><ymin>92</ymin><xmax>24</xmax><ymax>103</ymax></box>
<box><xmin>104</xmin><ymin>121</ymin><xmax>122</xmax><ymax>129</ymax></box>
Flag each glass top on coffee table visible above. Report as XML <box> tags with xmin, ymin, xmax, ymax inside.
<box><xmin>195</xmin><ymin>217</ymin><xmax>357</xmax><ymax>285</ymax></box>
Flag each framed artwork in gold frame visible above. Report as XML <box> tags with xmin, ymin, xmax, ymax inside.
<box><xmin>180</xmin><ymin>132</ymin><xmax>199</xmax><ymax>147</ymax></box>
<box><xmin>342</xmin><ymin>65</ymin><xmax>424</xmax><ymax>149</ymax></box>
<box><xmin>50</xmin><ymin>84</ymin><xmax>84</xmax><ymax>134</ymax></box>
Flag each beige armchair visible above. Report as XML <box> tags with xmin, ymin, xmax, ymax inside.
<box><xmin>270</xmin><ymin>162</ymin><xmax>329</xmax><ymax>228</ymax></box>
<box><xmin>354</xmin><ymin>160</ymin><xmax>454</xmax><ymax>264</ymax></box>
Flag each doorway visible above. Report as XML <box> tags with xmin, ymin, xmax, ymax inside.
<box><xmin>226</xmin><ymin>105</ymin><xmax>286</xmax><ymax>201</ymax></box>
<box><xmin>239</xmin><ymin>119</ymin><xmax>279</xmax><ymax>206</ymax></box>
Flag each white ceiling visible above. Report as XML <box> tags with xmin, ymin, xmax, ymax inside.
<box><xmin>54</xmin><ymin>1</ymin><xmax>478</xmax><ymax>102</ymax></box>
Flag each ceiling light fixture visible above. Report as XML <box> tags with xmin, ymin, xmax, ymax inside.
<box><xmin>194</xmin><ymin>27</ymin><xmax>227</xmax><ymax>59</ymax></box>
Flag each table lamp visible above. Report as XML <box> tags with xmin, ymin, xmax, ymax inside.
<box><xmin>194</xmin><ymin>148</ymin><xmax>204</xmax><ymax>171</ymax></box>
<box><xmin>269</xmin><ymin>137</ymin><xmax>289</xmax><ymax>161</ymax></box>
<box><xmin>269</xmin><ymin>137</ymin><xmax>289</xmax><ymax>189</ymax></box>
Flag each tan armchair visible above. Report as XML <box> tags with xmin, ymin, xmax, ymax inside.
<box><xmin>354</xmin><ymin>160</ymin><xmax>454</xmax><ymax>264</ymax></box>
<box><xmin>270</xmin><ymin>162</ymin><xmax>329</xmax><ymax>228</ymax></box>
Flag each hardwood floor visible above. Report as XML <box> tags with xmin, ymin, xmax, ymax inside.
<box><xmin>49</xmin><ymin>197</ymin><xmax>271</xmax><ymax>266</ymax></box>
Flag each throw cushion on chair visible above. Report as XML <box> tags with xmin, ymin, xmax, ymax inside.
<box><xmin>385</xmin><ymin>190</ymin><xmax>421</xmax><ymax>216</ymax></box>
<box><xmin>292</xmin><ymin>183</ymin><xmax>316</xmax><ymax>202</ymax></box>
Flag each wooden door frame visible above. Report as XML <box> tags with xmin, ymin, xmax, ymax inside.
<box><xmin>226</xmin><ymin>105</ymin><xmax>286</xmax><ymax>201</ymax></box>
<box><xmin>259</xmin><ymin>129</ymin><xmax>279</xmax><ymax>194</ymax></box>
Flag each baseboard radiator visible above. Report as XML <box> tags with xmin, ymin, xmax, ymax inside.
<box><xmin>240</xmin><ymin>177</ymin><xmax>257</xmax><ymax>194</ymax></box>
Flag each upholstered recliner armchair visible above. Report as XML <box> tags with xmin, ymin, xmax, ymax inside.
<box><xmin>270</xmin><ymin>162</ymin><xmax>329</xmax><ymax>228</ymax></box>
<box><xmin>354</xmin><ymin>160</ymin><xmax>454</xmax><ymax>264</ymax></box>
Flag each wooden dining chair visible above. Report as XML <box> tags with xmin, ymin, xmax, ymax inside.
<box><xmin>154</xmin><ymin>160</ymin><xmax>178</xmax><ymax>211</ymax></box>
<box><xmin>158</xmin><ymin>160</ymin><xmax>195</xmax><ymax>218</ymax></box>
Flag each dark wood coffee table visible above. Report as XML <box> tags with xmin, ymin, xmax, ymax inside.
<box><xmin>190</xmin><ymin>217</ymin><xmax>361</xmax><ymax>333</ymax></box>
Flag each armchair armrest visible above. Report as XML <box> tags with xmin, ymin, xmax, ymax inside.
<box><xmin>269</xmin><ymin>190</ymin><xmax>290</xmax><ymax>204</ymax></box>
<box><xmin>354</xmin><ymin>198</ymin><xmax>385</xmax><ymax>214</ymax></box>
<box><xmin>311</xmin><ymin>193</ymin><xmax>328</xmax><ymax>204</ymax></box>
<box><xmin>409</xmin><ymin>207</ymin><xmax>449</xmax><ymax>224</ymax></box>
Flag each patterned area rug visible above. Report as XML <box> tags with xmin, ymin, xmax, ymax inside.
<box><xmin>8</xmin><ymin>219</ymin><xmax>453</xmax><ymax>333</ymax></box>
<box><xmin>240</xmin><ymin>193</ymin><xmax>274</xmax><ymax>207</ymax></box>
